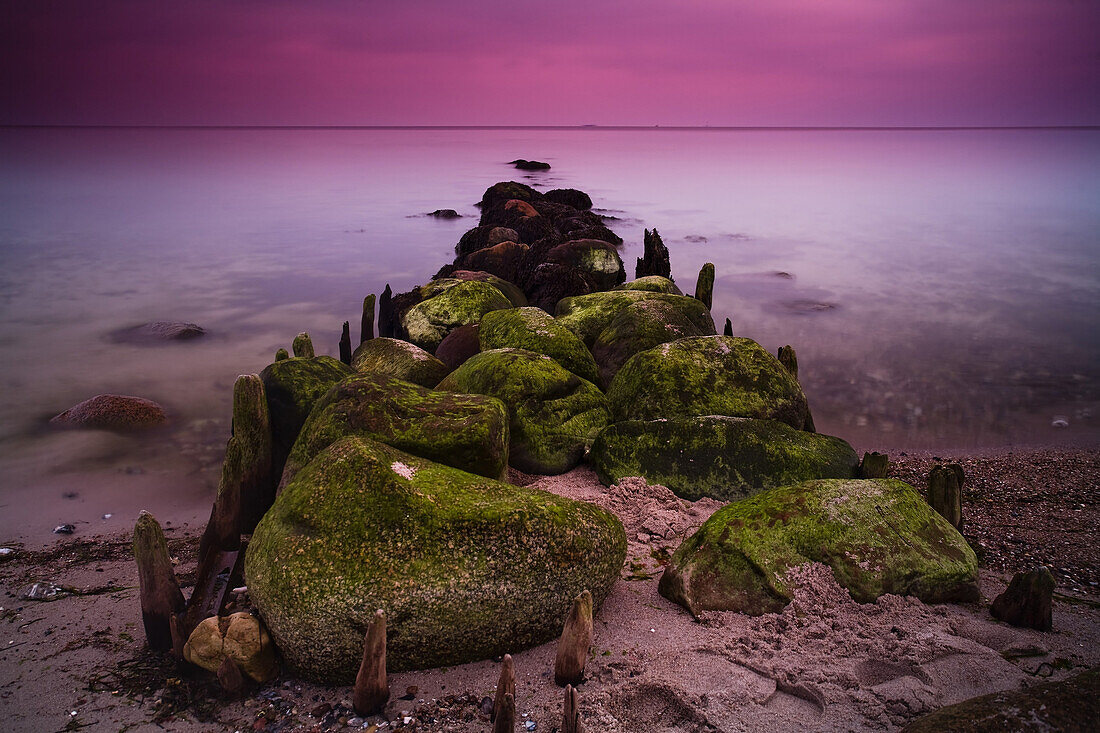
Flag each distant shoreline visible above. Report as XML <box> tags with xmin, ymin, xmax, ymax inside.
<box><xmin>3</xmin><ymin>124</ymin><xmax>1099</xmax><ymax>132</ymax></box>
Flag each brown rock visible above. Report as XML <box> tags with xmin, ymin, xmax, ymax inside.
<box><xmin>183</xmin><ymin>612</ymin><xmax>278</xmax><ymax>682</ymax></box>
<box><xmin>505</xmin><ymin>199</ymin><xmax>539</xmax><ymax>217</ymax></box>
<box><xmin>51</xmin><ymin>394</ymin><xmax>167</xmax><ymax>430</ymax></box>
<box><xmin>434</xmin><ymin>323</ymin><xmax>481</xmax><ymax>371</ymax></box>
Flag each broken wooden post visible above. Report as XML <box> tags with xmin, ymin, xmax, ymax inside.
<box><xmin>723</xmin><ymin>318</ymin><xmax>733</xmax><ymax>337</ymax></box>
<box><xmin>554</xmin><ymin>589</ymin><xmax>593</xmax><ymax>686</ymax></box>
<box><xmin>928</xmin><ymin>463</ymin><xmax>964</xmax><ymax>530</ymax></box>
<box><xmin>361</xmin><ymin>294</ymin><xmax>376</xmax><ymax>344</ymax></box>
<box><xmin>492</xmin><ymin>693</ymin><xmax>515</xmax><ymax>733</ymax></box>
<box><xmin>378</xmin><ymin>284</ymin><xmax>395</xmax><ymax>338</ymax></box>
<box><xmin>339</xmin><ymin>321</ymin><xmax>352</xmax><ymax>365</ymax></box>
<box><xmin>274</xmin><ymin>348</ymin><xmax>289</xmax><ymax>361</ymax></box>
<box><xmin>991</xmin><ymin>566</ymin><xmax>1054</xmax><ymax>631</ymax></box>
<box><xmin>230</xmin><ymin>374</ymin><xmax>274</xmax><ymax>534</ymax></box>
<box><xmin>778</xmin><ymin>345</ymin><xmax>798</xmax><ymax>381</ymax></box>
<box><xmin>635</xmin><ymin>228</ymin><xmax>672</xmax><ymax>280</ymax></box>
<box><xmin>860</xmin><ymin>452</ymin><xmax>889</xmax><ymax>478</ymax></box>
<box><xmin>694</xmin><ymin>262</ymin><xmax>715</xmax><ymax>310</ymax></box>
<box><xmin>492</xmin><ymin>653</ymin><xmax>516</xmax><ymax>725</ymax></box>
<box><xmin>562</xmin><ymin>684</ymin><xmax>585</xmax><ymax>733</ymax></box>
<box><xmin>133</xmin><ymin>511</ymin><xmax>185</xmax><ymax>651</ymax></box>
<box><xmin>292</xmin><ymin>332</ymin><xmax>314</xmax><ymax>358</ymax></box>
<box><xmin>218</xmin><ymin>656</ymin><xmax>245</xmax><ymax>695</ymax></box>
<box><xmin>353</xmin><ymin>609</ymin><xmax>389</xmax><ymax>715</ymax></box>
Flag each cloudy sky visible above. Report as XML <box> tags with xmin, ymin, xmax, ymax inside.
<box><xmin>2</xmin><ymin>0</ymin><xmax>1098</xmax><ymax>126</ymax></box>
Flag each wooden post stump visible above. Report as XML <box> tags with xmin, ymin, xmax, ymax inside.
<box><xmin>492</xmin><ymin>693</ymin><xmax>515</xmax><ymax>733</ymax></box>
<box><xmin>723</xmin><ymin>318</ymin><xmax>733</xmax><ymax>337</ymax></box>
<box><xmin>378</xmin><ymin>284</ymin><xmax>395</xmax><ymax>338</ymax></box>
<box><xmin>554</xmin><ymin>590</ymin><xmax>593</xmax><ymax>686</ymax></box>
<box><xmin>230</xmin><ymin>374</ymin><xmax>273</xmax><ymax>534</ymax></box>
<box><xmin>562</xmin><ymin>684</ymin><xmax>585</xmax><ymax>733</ymax></box>
<box><xmin>133</xmin><ymin>511</ymin><xmax>185</xmax><ymax>651</ymax></box>
<box><xmin>361</xmin><ymin>294</ymin><xmax>376</xmax><ymax>344</ymax></box>
<box><xmin>635</xmin><ymin>228</ymin><xmax>672</xmax><ymax>280</ymax></box>
<box><xmin>492</xmin><ymin>653</ymin><xmax>516</xmax><ymax>725</ymax></box>
<box><xmin>292</xmin><ymin>332</ymin><xmax>314</xmax><ymax>358</ymax></box>
<box><xmin>274</xmin><ymin>348</ymin><xmax>289</xmax><ymax>361</ymax></box>
<box><xmin>778</xmin><ymin>345</ymin><xmax>798</xmax><ymax>381</ymax></box>
<box><xmin>339</xmin><ymin>321</ymin><xmax>352</xmax><ymax>365</ymax></box>
<box><xmin>694</xmin><ymin>262</ymin><xmax>715</xmax><ymax>310</ymax></box>
<box><xmin>353</xmin><ymin>609</ymin><xmax>389</xmax><ymax>715</ymax></box>
<box><xmin>928</xmin><ymin>463</ymin><xmax>964</xmax><ymax>530</ymax></box>
<box><xmin>860</xmin><ymin>452</ymin><xmax>889</xmax><ymax>478</ymax></box>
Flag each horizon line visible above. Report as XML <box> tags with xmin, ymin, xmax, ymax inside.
<box><xmin>3</xmin><ymin>123</ymin><xmax>1099</xmax><ymax>132</ymax></box>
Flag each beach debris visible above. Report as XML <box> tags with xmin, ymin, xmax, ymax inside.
<box><xmin>493</xmin><ymin>693</ymin><xmax>516</xmax><ymax>733</ymax></box>
<box><xmin>133</xmin><ymin>511</ymin><xmax>185</xmax><ymax>650</ymax></box>
<box><xmin>561</xmin><ymin>684</ymin><xmax>585</xmax><ymax>733</ymax></box>
<box><xmin>492</xmin><ymin>654</ymin><xmax>516</xmax><ymax>725</ymax></box>
<box><xmin>361</xmin><ymin>293</ymin><xmax>376</xmax><ymax>344</ymax></box>
<box><xmin>525</xmin><ymin>720</ymin><xmax>537</xmax><ymax>731</ymax></box>
<box><xmin>1051</xmin><ymin>415</ymin><xmax>1069</xmax><ymax>428</ymax></box>
<box><xmin>428</xmin><ymin>208</ymin><xmax>462</xmax><ymax>219</ymax></box>
<box><xmin>0</xmin><ymin>547</ymin><xmax>14</xmax><ymax>559</ymax></box>
<box><xmin>53</xmin><ymin>524</ymin><xmax>75</xmax><ymax>535</ymax></box>
<box><xmin>991</xmin><ymin>566</ymin><xmax>1055</xmax><ymax>631</ymax></box>
<box><xmin>353</xmin><ymin>609</ymin><xmax>389</xmax><ymax>715</ymax></box>
<box><xmin>101</xmin><ymin>513</ymin><xmax>113</xmax><ymax>520</ymax></box>
<box><xmin>292</xmin><ymin>332</ymin><xmax>315</xmax><ymax>358</ymax></box>
<box><xmin>635</xmin><ymin>228</ymin><xmax>671</xmax><ymax>280</ymax></box>
<box><xmin>928</xmin><ymin>463</ymin><xmax>964</xmax><ymax>530</ymax></box>
<box><xmin>183</xmin><ymin>612</ymin><xmax>278</xmax><ymax>682</ymax></box>
<box><xmin>275</xmin><ymin>348</ymin><xmax>289</xmax><ymax>361</ymax></box>
<box><xmin>340</xmin><ymin>321</ymin><xmax>352</xmax><ymax>365</ymax></box>
<box><xmin>694</xmin><ymin>262</ymin><xmax>715</xmax><ymax>310</ymax></box>
<box><xmin>378</xmin><ymin>284</ymin><xmax>395</xmax><ymax>338</ymax></box>
<box><xmin>554</xmin><ymin>590</ymin><xmax>593</xmax><ymax>686</ymax></box>
<box><xmin>22</xmin><ymin>581</ymin><xmax>69</xmax><ymax>601</ymax></box>
<box><xmin>860</xmin><ymin>451</ymin><xmax>889</xmax><ymax>478</ymax></box>
<box><xmin>778</xmin><ymin>345</ymin><xmax>799</xmax><ymax>381</ymax></box>
<box><xmin>723</xmin><ymin>318</ymin><xmax>733</xmax><ymax>336</ymax></box>
<box><xmin>217</xmin><ymin>655</ymin><xmax>245</xmax><ymax>694</ymax></box>
<box><xmin>50</xmin><ymin>394</ymin><xmax>167</xmax><ymax>430</ymax></box>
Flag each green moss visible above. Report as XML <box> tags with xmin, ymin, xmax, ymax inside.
<box><xmin>545</xmin><ymin>240</ymin><xmax>626</xmax><ymax>291</ymax></box>
<box><xmin>281</xmin><ymin>373</ymin><xmax>508</xmax><ymax>484</ymax></box>
<box><xmin>437</xmin><ymin>348</ymin><xmax>610</xmax><ymax>474</ymax></box>
<box><xmin>478</xmin><ymin>307</ymin><xmax>600</xmax><ymax>384</ymax></box>
<box><xmin>616</xmin><ymin>276</ymin><xmax>683</xmax><ymax>295</ymax></box>
<box><xmin>591</xmin><ymin>298</ymin><xmax>716</xmax><ymax>386</ymax></box>
<box><xmin>246</xmin><ymin>436</ymin><xmax>626</xmax><ymax>682</ymax></box>
<box><xmin>401</xmin><ymin>280</ymin><xmax>513</xmax><ymax>352</ymax></box>
<box><xmin>350</xmin><ymin>337</ymin><xmax>450</xmax><ymax>387</ymax></box>
<box><xmin>555</xmin><ymin>291</ymin><xmax>715</xmax><ymax>347</ymax></box>
<box><xmin>590</xmin><ymin>416</ymin><xmax>858</xmax><ymax>501</ymax></box>
<box><xmin>693</xmin><ymin>262</ymin><xmax>715</xmax><ymax>309</ymax></box>
<box><xmin>606</xmin><ymin>336</ymin><xmax>813</xmax><ymax>429</ymax></box>
<box><xmin>658</xmin><ymin>478</ymin><xmax>980</xmax><ymax>617</ymax></box>
<box><xmin>420</xmin><ymin>274</ymin><xmax>527</xmax><ymax>308</ymax></box>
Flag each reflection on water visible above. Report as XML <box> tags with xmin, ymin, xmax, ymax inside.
<box><xmin>0</xmin><ymin>127</ymin><xmax>1097</xmax><ymax>534</ymax></box>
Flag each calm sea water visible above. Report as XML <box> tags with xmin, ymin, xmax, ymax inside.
<box><xmin>0</xmin><ymin>127</ymin><xmax>1097</xmax><ymax>535</ymax></box>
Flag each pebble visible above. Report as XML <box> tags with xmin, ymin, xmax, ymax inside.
<box><xmin>0</xmin><ymin>548</ymin><xmax>14</xmax><ymax>558</ymax></box>
<box><xmin>53</xmin><ymin>524</ymin><xmax>75</xmax><ymax>535</ymax></box>
<box><xmin>346</xmin><ymin>717</ymin><xmax>363</xmax><ymax>727</ymax></box>
<box><xmin>525</xmin><ymin>721</ymin><xmax>537</xmax><ymax>731</ymax></box>
<box><xmin>102</xmin><ymin>513</ymin><xmax>113</xmax><ymax>520</ymax></box>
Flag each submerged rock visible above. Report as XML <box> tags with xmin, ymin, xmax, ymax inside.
<box><xmin>659</xmin><ymin>478</ymin><xmax>980</xmax><ymax>616</ymax></box>
<box><xmin>350</xmin><ymin>337</ymin><xmax>449</xmax><ymax>388</ymax></box>
<box><xmin>427</xmin><ymin>209</ymin><xmax>462</xmax><ymax>219</ymax></box>
<box><xmin>109</xmin><ymin>321</ymin><xmax>206</xmax><ymax>344</ymax></box>
<box><xmin>478</xmin><ymin>307</ymin><xmax>600</xmax><ymax>384</ymax></box>
<box><xmin>590</xmin><ymin>416</ymin><xmax>859</xmax><ymax>501</ymax></box>
<box><xmin>511</xmin><ymin>159</ymin><xmax>551</xmax><ymax>171</ymax></box>
<box><xmin>246</xmin><ymin>436</ymin><xmax>626</xmax><ymax>681</ymax></box>
<box><xmin>50</xmin><ymin>394</ymin><xmax>167</xmax><ymax>430</ymax></box>
<box><xmin>437</xmin><ymin>348</ymin><xmax>610</xmax><ymax>474</ymax></box>
<box><xmin>607</xmin><ymin>336</ymin><xmax>813</xmax><ymax>430</ymax></box>
<box><xmin>281</xmin><ymin>373</ymin><xmax>509</xmax><ymax>484</ymax></box>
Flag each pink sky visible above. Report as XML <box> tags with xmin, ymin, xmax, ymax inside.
<box><xmin>2</xmin><ymin>0</ymin><xmax>1097</xmax><ymax>126</ymax></box>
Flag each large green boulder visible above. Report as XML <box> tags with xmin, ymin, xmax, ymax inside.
<box><xmin>478</xmin><ymin>307</ymin><xmax>600</xmax><ymax>384</ymax></box>
<box><xmin>400</xmin><ymin>280</ymin><xmax>513</xmax><ymax>352</ymax></box>
<box><xmin>544</xmin><ymin>239</ymin><xmax>625</xmax><ymax>291</ymax></box>
<box><xmin>555</xmin><ymin>291</ymin><xmax>714</xmax><ymax>347</ymax></box>
<box><xmin>591</xmin><ymin>298</ymin><xmax>716</xmax><ymax>386</ymax></box>
<box><xmin>447</xmin><ymin>270</ymin><xmax>527</xmax><ymax>308</ymax></box>
<box><xmin>280</xmin><ymin>373</ymin><xmax>509</xmax><ymax>485</ymax></box>
<box><xmin>616</xmin><ymin>276</ymin><xmax>682</xmax><ymax>295</ymax></box>
<box><xmin>590</xmin><ymin>416</ymin><xmax>858</xmax><ymax>501</ymax></box>
<box><xmin>607</xmin><ymin>336</ymin><xmax>813</xmax><ymax>430</ymax></box>
<box><xmin>659</xmin><ymin>478</ymin><xmax>980</xmax><ymax>617</ymax></box>
<box><xmin>260</xmin><ymin>356</ymin><xmax>354</xmax><ymax>480</ymax></box>
<box><xmin>350</xmin><ymin>337</ymin><xmax>449</xmax><ymax>387</ymax></box>
<box><xmin>437</xmin><ymin>348</ymin><xmax>610</xmax><ymax>474</ymax></box>
<box><xmin>246</xmin><ymin>436</ymin><xmax>626</xmax><ymax>682</ymax></box>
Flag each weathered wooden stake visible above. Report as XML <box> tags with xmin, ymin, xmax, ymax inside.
<box><xmin>554</xmin><ymin>589</ymin><xmax>593</xmax><ymax>686</ymax></box>
<box><xmin>991</xmin><ymin>566</ymin><xmax>1054</xmax><ymax>631</ymax></box>
<box><xmin>218</xmin><ymin>656</ymin><xmax>245</xmax><ymax>695</ymax></box>
<box><xmin>274</xmin><ymin>348</ymin><xmax>289</xmax><ymax>361</ymax></box>
<box><xmin>492</xmin><ymin>653</ymin><xmax>516</xmax><ymax>724</ymax></box>
<box><xmin>778</xmin><ymin>345</ymin><xmax>799</xmax><ymax>381</ymax></box>
<box><xmin>860</xmin><ymin>451</ymin><xmax>889</xmax><ymax>478</ymax></box>
<box><xmin>723</xmin><ymin>318</ymin><xmax>733</xmax><ymax>337</ymax></box>
<box><xmin>339</xmin><ymin>321</ymin><xmax>352</xmax><ymax>365</ymax></box>
<box><xmin>635</xmin><ymin>228</ymin><xmax>672</xmax><ymax>280</ymax></box>
<box><xmin>492</xmin><ymin>693</ymin><xmax>515</xmax><ymax>733</ymax></box>
<box><xmin>353</xmin><ymin>609</ymin><xmax>389</xmax><ymax>715</ymax></box>
<box><xmin>928</xmin><ymin>463</ymin><xmax>964</xmax><ymax>530</ymax></box>
<box><xmin>361</xmin><ymin>294</ymin><xmax>376</xmax><ymax>344</ymax></box>
<box><xmin>292</xmin><ymin>332</ymin><xmax>314</xmax><ymax>358</ymax></box>
<box><xmin>694</xmin><ymin>262</ymin><xmax>715</xmax><ymax>310</ymax></box>
<box><xmin>378</xmin><ymin>284</ymin><xmax>395</xmax><ymax>338</ymax></box>
<box><xmin>227</xmin><ymin>375</ymin><xmax>273</xmax><ymax>534</ymax></box>
<box><xmin>562</xmin><ymin>684</ymin><xmax>585</xmax><ymax>733</ymax></box>
<box><xmin>133</xmin><ymin>511</ymin><xmax>185</xmax><ymax>651</ymax></box>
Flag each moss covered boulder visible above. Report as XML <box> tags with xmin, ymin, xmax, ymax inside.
<box><xmin>437</xmin><ymin>348</ymin><xmax>610</xmax><ymax>474</ymax></box>
<box><xmin>590</xmin><ymin>417</ymin><xmax>858</xmax><ymax>501</ymax></box>
<box><xmin>555</xmin><ymin>291</ymin><xmax>714</xmax><ymax>347</ymax></box>
<box><xmin>545</xmin><ymin>239</ymin><xmax>626</xmax><ymax>291</ymax></box>
<box><xmin>616</xmin><ymin>276</ymin><xmax>682</xmax><ymax>295</ymax></box>
<box><xmin>260</xmin><ymin>356</ymin><xmax>354</xmax><ymax>480</ymax></box>
<box><xmin>350</xmin><ymin>337</ymin><xmax>449</xmax><ymax>387</ymax></box>
<box><xmin>591</xmin><ymin>298</ymin><xmax>716</xmax><ymax>386</ymax></box>
<box><xmin>478</xmin><ymin>307</ymin><xmax>600</xmax><ymax>384</ymax></box>
<box><xmin>400</xmin><ymin>279</ymin><xmax>513</xmax><ymax>352</ymax></box>
<box><xmin>448</xmin><ymin>270</ymin><xmax>527</xmax><ymax>308</ymax></box>
<box><xmin>281</xmin><ymin>374</ymin><xmax>508</xmax><ymax>485</ymax></box>
<box><xmin>607</xmin><ymin>336</ymin><xmax>813</xmax><ymax>429</ymax></box>
<box><xmin>247</xmin><ymin>436</ymin><xmax>626</xmax><ymax>682</ymax></box>
<box><xmin>659</xmin><ymin>478</ymin><xmax>980</xmax><ymax>617</ymax></box>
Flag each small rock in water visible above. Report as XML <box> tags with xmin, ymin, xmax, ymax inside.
<box><xmin>427</xmin><ymin>209</ymin><xmax>462</xmax><ymax>219</ymax></box>
<box><xmin>1051</xmin><ymin>415</ymin><xmax>1069</xmax><ymax>428</ymax></box>
<box><xmin>53</xmin><ymin>524</ymin><xmax>75</xmax><ymax>534</ymax></box>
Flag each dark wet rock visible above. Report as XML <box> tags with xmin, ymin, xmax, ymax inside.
<box><xmin>280</xmin><ymin>373</ymin><xmax>509</xmax><ymax>485</ymax></box>
<box><xmin>990</xmin><ymin>566</ymin><xmax>1054</xmax><ymax>631</ymax></box>
<box><xmin>545</xmin><ymin>240</ymin><xmax>626</xmax><ymax>291</ymax></box>
<box><xmin>511</xmin><ymin>159</ymin><xmax>551</xmax><ymax>171</ymax></box>
<box><xmin>462</xmin><ymin>241</ymin><xmax>530</xmax><ymax>285</ymax></box>
<box><xmin>53</xmin><ymin>524</ymin><xmax>75</xmax><ymax>535</ymax></box>
<box><xmin>434</xmin><ymin>323</ymin><xmax>481</xmax><ymax>371</ymax></box>
<box><xmin>635</xmin><ymin>229</ymin><xmax>671</xmax><ymax>280</ymax></box>
<box><xmin>543</xmin><ymin>189</ymin><xmax>593</xmax><ymax>211</ymax></box>
<box><xmin>659</xmin><ymin>478</ymin><xmax>981</xmax><ymax>616</ymax></box>
<box><xmin>488</xmin><ymin>227</ymin><xmax>519</xmax><ymax>246</ymax></box>
<box><xmin>555</xmin><ymin>290</ymin><xmax>714</xmax><ymax>348</ymax></box>
<box><xmin>246</xmin><ymin>436</ymin><xmax>626</xmax><ymax>681</ymax></box>
<box><xmin>109</xmin><ymin>321</ymin><xmax>206</xmax><ymax>344</ymax></box>
<box><xmin>478</xmin><ymin>307</ymin><xmax>600</xmax><ymax>384</ymax></box>
<box><xmin>350</xmin><ymin>337</ymin><xmax>450</xmax><ymax>388</ymax></box>
<box><xmin>457</xmin><ymin>225</ymin><xmax>498</xmax><ymax>258</ymax></box>
<box><xmin>591</xmin><ymin>416</ymin><xmax>859</xmax><ymax>501</ymax></box>
<box><xmin>50</xmin><ymin>394</ymin><xmax>167</xmax><ymax>430</ymax></box>
<box><xmin>427</xmin><ymin>209</ymin><xmax>462</xmax><ymax>219</ymax></box>
<box><xmin>437</xmin><ymin>348</ymin><xmax>610</xmax><ymax>474</ymax></box>
<box><xmin>561</xmin><ymin>223</ymin><xmax>623</xmax><ymax>247</ymax></box>
<box><xmin>525</xmin><ymin>263</ymin><xmax>597</xmax><ymax>313</ymax></box>
<box><xmin>607</xmin><ymin>336</ymin><xmax>813</xmax><ymax>430</ymax></box>
<box><xmin>479</xmin><ymin>182</ymin><xmax>543</xmax><ymax>224</ymax></box>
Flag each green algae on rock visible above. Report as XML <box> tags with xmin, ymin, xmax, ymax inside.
<box><xmin>246</xmin><ymin>436</ymin><xmax>626</xmax><ymax>682</ymax></box>
<box><xmin>590</xmin><ymin>416</ymin><xmax>858</xmax><ymax>501</ymax></box>
<box><xmin>544</xmin><ymin>239</ymin><xmax>626</xmax><ymax>291</ymax></box>
<box><xmin>616</xmin><ymin>276</ymin><xmax>683</xmax><ymax>295</ymax></box>
<box><xmin>658</xmin><ymin>478</ymin><xmax>980</xmax><ymax>617</ymax></box>
<box><xmin>447</xmin><ymin>270</ymin><xmax>528</xmax><ymax>308</ymax></box>
<box><xmin>555</xmin><ymin>290</ymin><xmax>715</xmax><ymax>348</ymax></box>
<box><xmin>478</xmin><ymin>307</ymin><xmax>600</xmax><ymax>384</ymax></box>
<box><xmin>607</xmin><ymin>335</ymin><xmax>813</xmax><ymax>429</ymax></box>
<box><xmin>400</xmin><ymin>279</ymin><xmax>513</xmax><ymax>352</ymax></box>
<box><xmin>350</xmin><ymin>337</ymin><xmax>450</xmax><ymax>388</ymax></box>
<box><xmin>280</xmin><ymin>373</ymin><xmax>509</xmax><ymax>485</ymax></box>
<box><xmin>437</xmin><ymin>348</ymin><xmax>610</xmax><ymax>474</ymax></box>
